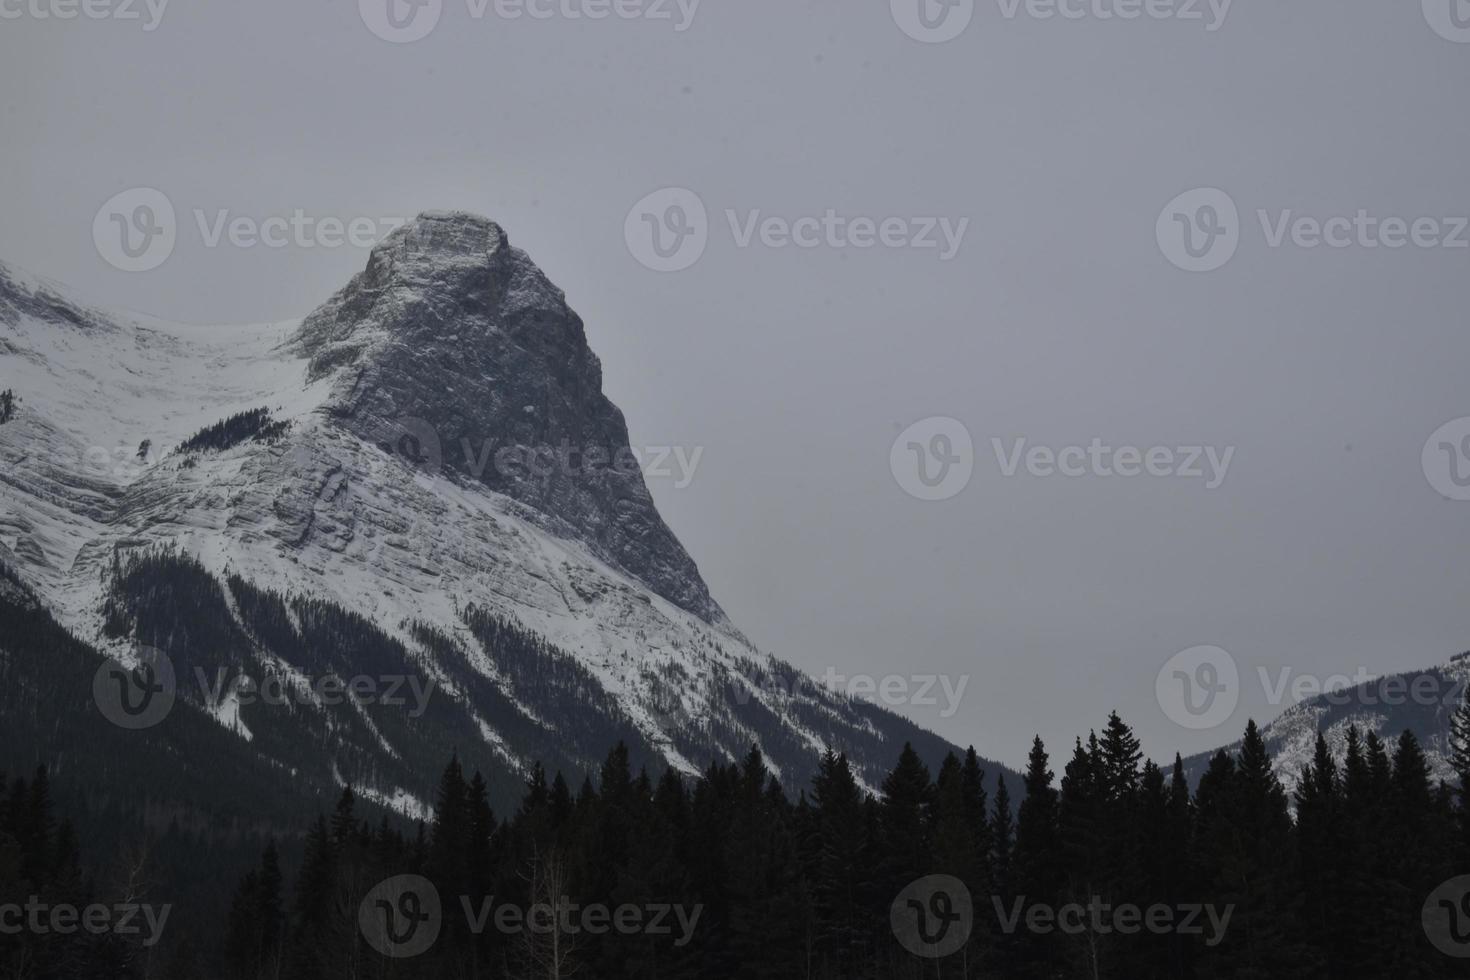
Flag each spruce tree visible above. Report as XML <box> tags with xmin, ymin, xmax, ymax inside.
<box><xmin>1012</xmin><ymin>736</ymin><xmax>1062</xmax><ymax>979</ymax></box>
<box><xmin>811</xmin><ymin>751</ymin><xmax>871</xmax><ymax>976</ymax></box>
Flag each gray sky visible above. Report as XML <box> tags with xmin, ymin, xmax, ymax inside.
<box><xmin>4</xmin><ymin>0</ymin><xmax>1470</xmax><ymax>768</ymax></box>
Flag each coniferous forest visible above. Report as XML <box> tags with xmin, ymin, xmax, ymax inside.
<box><xmin>8</xmin><ymin>705</ymin><xmax>1470</xmax><ymax>978</ymax></box>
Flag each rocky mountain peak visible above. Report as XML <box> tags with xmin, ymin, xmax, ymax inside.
<box><xmin>359</xmin><ymin>211</ymin><xmax>513</xmax><ymax>294</ymax></box>
<box><xmin>292</xmin><ymin>212</ymin><xmax>728</xmax><ymax>627</ymax></box>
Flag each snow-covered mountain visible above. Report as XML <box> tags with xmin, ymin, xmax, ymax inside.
<box><xmin>1184</xmin><ymin>652</ymin><xmax>1470</xmax><ymax>801</ymax></box>
<box><xmin>0</xmin><ymin>213</ymin><xmax>988</xmax><ymax>819</ymax></box>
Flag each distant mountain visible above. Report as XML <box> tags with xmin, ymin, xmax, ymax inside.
<box><xmin>0</xmin><ymin>214</ymin><xmax>1011</xmax><ymax>827</ymax></box>
<box><xmin>1183</xmin><ymin>652</ymin><xmax>1470</xmax><ymax>799</ymax></box>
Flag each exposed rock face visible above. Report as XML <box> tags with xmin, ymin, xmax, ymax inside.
<box><xmin>292</xmin><ymin>212</ymin><xmax>726</xmax><ymax>626</ymax></box>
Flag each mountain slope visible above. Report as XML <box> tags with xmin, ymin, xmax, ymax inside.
<box><xmin>1183</xmin><ymin>652</ymin><xmax>1470</xmax><ymax>799</ymax></box>
<box><xmin>0</xmin><ymin>215</ymin><xmax>1009</xmax><ymax>823</ymax></box>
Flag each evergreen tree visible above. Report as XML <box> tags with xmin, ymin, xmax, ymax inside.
<box><xmin>1293</xmin><ymin>733</ymin><xmax>1343</xmax><ymax>976</ymax></box>
<box><xmin>811</xmin><ymin>750</ymin><xmax>871</xmax><ymax>976</ymax></box>
<box><xmin>876</xmin><ymin>743</ymin><xmax>934</xmax><ymax>901</ymax></box>
<box><xmin>1011</xmin><ymin>736</ymin><xmax>1062</xmax><ymax>979</ymax></box>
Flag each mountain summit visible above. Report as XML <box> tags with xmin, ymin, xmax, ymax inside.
<box><xmin>293</xmin><ymin>212</ymin><xmax>725</xmax><ymax>625</ymax></box>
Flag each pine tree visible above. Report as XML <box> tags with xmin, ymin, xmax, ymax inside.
<box><xmin>876</xmin><ymin>743</ymin><xmax>934</xmax><ymax>901</ymax></box>
<box><xmin>1164</xmin><ymin>755</ymin><xmax>1196</xmax><ymax>978</ymax></box>
<box><xmin>1194</xmin><ymin>721</ymin><xmax>1303</xmax><ymax>977</ymax></box>
<box><xmin>1011</xmin><ymin>736</ymin><xmax>1062</xmax><ymax>979</ymax></box>
<box><xmin>429</xmin><ymin>754</ymin><xmax>470</xmax><ymax>905</ymax></box>
<box><xmin>1057</xmin><ymin>735</ymin><xmax>1107</xmax><ymax>977</ymax></box>
<box><xmin>811</xmin><ymin>751</ymin><xmax>871</xmax><ymax>976</ymax></box>
<box><xmin>1387</xmin><ymin>730</ymin><xmax>1447</xmax><ymax>976</ymax></box>
<box><xmin>1293</xmin><ymin>733</ymin><xmax>1343</xmax><ymax>976</ymax></box>
<box><xmin>285</xmin><ymin>816</ymin><xmax>335</xmax><ymax>980</ymax></box>
<box><xmin>226</xmin><ymin>841</ymin><xmax>284</xmax><ymax>980</ymax></box>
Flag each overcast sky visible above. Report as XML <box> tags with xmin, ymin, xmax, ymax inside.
<box><xmin>4</xmin><ymin>0</ymin><xmax>1470</xmax><ymax>768</ymax></box>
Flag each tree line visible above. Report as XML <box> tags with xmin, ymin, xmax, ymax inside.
<box><xmin>210</xmin><ymin>706</ymin><xmax>1470</xmax><ymax>980</ymax></box>
<box><xmin>8</xmin><ymin>703</ymin><xmax>1470</xmax><ymax>977</ymax></box>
